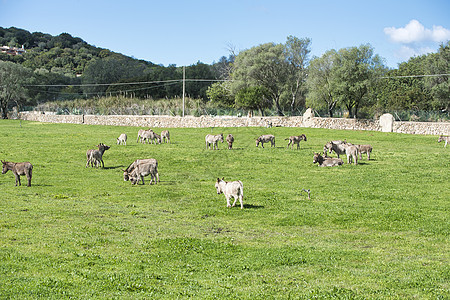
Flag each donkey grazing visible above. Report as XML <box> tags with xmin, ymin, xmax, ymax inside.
<box><xmin>215</xmin><ymin>178</ymin><xmax>244</xmax><ymax>209</ymax></box>
<box><xmin>85</xmin><ymin>143</ymin><xmax>110</xmax><ymax>168</ymax></box>
<box><xmin>438</xmin><ymin>135</ymin><xmax>449</xmax><ymax>147</ymax></box>
<box><xmin>161</xmin><ymin>130</ymin><xmax>170</xmax><ymax>143</ymax></box>
<box><xmin>205</xmin><ymin>133</ymin><xmax>224</xmax><ymax>150</ymax></box>
<box><xmin>2</xmin><ymin>160</ymin><xmax>33</xmax><ymax>186</ymax></box>
<box><xmin>122</xmin><ymin>158</ymin><xmax>158</xmax><ymax>182</ymax></box>
<box><xmin>313</xmin><ymin>153</ymin><xmax>343</xmax><ymax>167</ymax></box>
<box><xmin>128</xmin><ymin>161</ymin><xmax>160</xmax><ymax>185</ymax></box>
<box><xmin>226</xmin><ymin>134</ymin><xmax>234</xmax><ymax>150</ymax></box>
<box><xmin>285</xmin><ymin>134</ymin><xmax>307</xmax><ymax>149</ymax></box>
<box><xmin>137</xmin><ymin>129</ymin><xmax>154</xmax><ymax>143</ymax></box>
<box><xmin>256</xmin><ymin>134</ymin><xmax>275</xmax><ymax>148</ymax></box>
<box><xmin>117</xmin><ymin>133</ymin><xmax>127</xmax><ymax>145</ymax></box>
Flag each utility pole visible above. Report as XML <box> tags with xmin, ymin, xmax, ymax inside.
<box><xmin>182</xmin><ymin>66</ymin><xmax>185</xmax><ymax>117</ymax></box>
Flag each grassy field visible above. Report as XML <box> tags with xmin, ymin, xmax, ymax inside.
<box><xmin>0</xmin><ymin>119</ymin><xmax>448</xmax><ymax>299</ymax></box>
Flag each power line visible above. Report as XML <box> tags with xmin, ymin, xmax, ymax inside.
<box><xmin>379</xmin><ymin>73</ymin><xmax>450</xmax><ymax>79</ymax></box>
<box><xmin>24</xmin><ymin>78</ymin><xmax>230</xmax><ymax>88</ymax></box>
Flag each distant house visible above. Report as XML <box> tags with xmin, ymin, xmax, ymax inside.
<box><xmin>0</xmin><ymin>45</ymin><xmax>26</xmax><ymax>56</ymax></box>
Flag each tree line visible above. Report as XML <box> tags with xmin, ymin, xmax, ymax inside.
<box><xmin>1</xmin><ymin>26</ymin><xmax>448</xmax><ymax>120</ymax></box>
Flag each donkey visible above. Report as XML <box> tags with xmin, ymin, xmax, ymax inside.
<box><xmin>324</xmin><ymin>141</ymin><xmax>358</xmax><ymax>164</ymax></box>
<box><xmin>161</xmin><ymin>130</ymin><xmax>170</xmax><ymax>143</ymax></box>
<box><xmin>323</xmin><ymin>140</ymin><xmax>345</xmax><ymax>157</ymax></box>
<box><xmin>86</xmin><ymin>143</ymin><xmax>110</xmax><ymax>168</ymax></box>
<box><xmin>438</xmin><ymin>135</ymin><xmax>449</xmax><ymax>147</ymax></box>
<box><xmin>122</xmin><ymin>158</ymin><xmax>158</xmax><ymax>182</ymax></box>
<box><xmin>117</xmin><ymin>133</ymin><xmax>127</xmax><ymax>145</ymax></box>
<box><xmin>226</xmin><ymin>134</ymin><xmax>234</xmax><ymax>150</ymax></box>
<box><xmin>1</xmin><ymin>160</ymin><xmax>33</xmax><ymax>186</ymax></box>
<box><xmin>355</xmin><ymin>144</ymin><xmax>373</xmax><ymax>160</ymax></box>
<box><xmin>205</xmin><ymin>133</ymin><xmax>224</xmax><ymax>150</ymax></box>
<box><xmin>152</xmin><ymin>132</ymin><xmax>162</xmax><ymax>144</ymax></box>
<box><xmin>285</xmin><ymin>134</ymin><xmax>307</xmax><ymax>149</ymax></box>
<box><xmin>128</xmin><ymin>161</ymin><xmax>160</xmax><ymax>185</ymax></box>
<box><xmin>215</xmin><ymin>177</ymin><xmax>244</xmax><ymax>209</ymax></box>
<box><xmin>137</xmin><ymin>129</ymin><xmax>153</xmax><ymax>143</ymax></box>
<box><xmin>256</xmin><ymin>134</ymin><xmax>275</xmax><ymax>148</ymax></box>
<box><xmin>313</xmin><ymin>153</ymin><xmax>343</xmax><ymax>167</ymax></box>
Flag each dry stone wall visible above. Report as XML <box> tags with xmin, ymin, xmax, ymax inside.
<box><xmin>18</xmin><ymin>111</ymin><xmax>449</xmax><ymax>135</ymax></box>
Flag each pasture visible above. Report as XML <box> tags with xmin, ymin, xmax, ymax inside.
<box><xmin>0</xmin><ymin>119</ymin><xmax>448</xmax><ymax>299</ymax></box>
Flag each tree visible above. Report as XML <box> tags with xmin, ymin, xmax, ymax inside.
<box><xmin>425</xmin><ymin>42</ymin><xmax>450</xmax><ymax>112</ymax></box>
<box><xmin>284</xmin><ymin>36</ymin><xmax>311</xmax><ymax>113</ymax></box>
<box><xmin>0</xmin><ymin>61</ymin><xmax>32</xmax><ymax>118</ymax></box>
<box><xmin>333</xmin><ymin>44</ymin><xmax>385</xmax><ymax>118</ymax></box>
<box><xmin>206</xmin><ymin>81</ymin><xmax>234</xmax><ymax>107</ymax></box>
<box><xmin>235</xmin><ymin>86</ymin><xmax>272</xmax><ymax>116</ymax></box>
<box><xmin>232</xmin><ymin>42</ymin><xmax>289</xmax><ymax>115</ymax></box>
<box><xmin>306</xmin><ymin>50</ymin><xmax>339</xmax><ymax>117</ymax></box>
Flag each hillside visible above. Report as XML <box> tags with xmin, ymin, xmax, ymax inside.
<box><xmin>0</xmin><ymin>26</ymin><xmax>155</xmax><ymax>76</ymax></box>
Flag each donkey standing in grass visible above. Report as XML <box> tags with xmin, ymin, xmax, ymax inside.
<box><xmin>122</xmin><ymin>158</ymin><xmax>158</xmax><ymax>182</ymax></box>
<box><xmin>128</xmin><ymin>161</ymin><xmax>160</xmax><ymax>185</ymax></box>
<box><xmin>438</xmin><ymin>135</ymin><xmax>449</xmax><ymax>147</ymax></box>
<box><xmin>205</xmin><ymin>133</ymin><xmax>224</xmax><ymax>150</ymax></box>
<box><xmin>117</xmin><ymin>133</ymin><xmax>127</xmax><ymax>145</ymax></box>
<box><xmin>285</xmin><ymin>134</ymin><xmax>307</xmax><ymax>149</ymax></box>
<box><xmin>2</xmin><ymin>160</ymin><xmax>33</xmax><ymax>186</ymax></box>
<box><xmin>256</xmin><ymin>134</ymin><xmax>275</xmax><ymax>148</ymax></box>
<box><xmin>86</xmin><ymin>143</ymin><xmax>110</xmax><ymax>168</ymax></box>
<box><xmin>324</xmin><ymin>141</ymin><xmax>358</xmax><ymax>165</ymax></box>
<box><xmin>226</xmin><ymin>134</ymin><xmax>234</xmax><ymax>150</ymax></box>
<box><xmin>161</xmin><ymin>130</ymin><xmax>170</xmax><ymax>143</ymax></box>
<box><xmin>215</xmin><ymin>177</ymin><xmax>244</xmax><ymax>209</ymax></box>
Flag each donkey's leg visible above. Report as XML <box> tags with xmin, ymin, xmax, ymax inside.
<box><xmin>27</xmin><ymin>170</ymin><xmax>32</xmax><ymax>187</ymax></box>
<box><xmin>226</xmin><ymin>195</ymin><xmax>231</xmax><ymax>207</ymax></box>
<box><xmin>239</xmin><ymin>194</ymin><xmax>243</xmax><ymax>209</ymax></box>
<box><xmin>15</xmin><ymin>174</ymin><xmax>21</xmax><ymax>186</ymax></box>
<box><xmin>232</xmin><ymin>195</ymin><xmax>237</xmax><ymax>207</ymax></box>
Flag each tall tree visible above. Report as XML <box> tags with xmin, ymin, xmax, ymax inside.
<box><xmin>0</xmin><ymin>61</ymin><xmax>32</xmax><ymax>118</ymax></box>
<box><xmin>284</xmin><ymin>36</ymin><xmax>311</xmax><ymax>113</ymax></box>
<box><xmin>306</xmin><ymin>50</ymin><xmax>339</xmax><ymax>117</ymax></box>
<box><xmin>333</xmin><ymin>44</ymin><xmax>385</xmax><ymax>118</ymax></box>
<box><xmin>232</xmin><ymin>42</ymin><xmax>289</xmax><ymax>115</ymax></box>
<box><xmin>425</xmin><ymin>41</ymin><xmax>449</xmax><ymax>112</ymax></box>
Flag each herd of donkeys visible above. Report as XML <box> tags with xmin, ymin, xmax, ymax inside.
<box><xmin>1</xmin><ymin>128</ymin><xmax>449</xmax><ymax>208</ymax></box>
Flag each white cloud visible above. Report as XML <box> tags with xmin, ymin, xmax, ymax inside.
<box><xmin>395</xmin><ymin>45</ymin><xmax>436</xmax><ymax>61</ymax></box>
<box><xmin>384</xmin><ymin>19</ymin><xmax>450</xmax><ymax>43</ymax></box>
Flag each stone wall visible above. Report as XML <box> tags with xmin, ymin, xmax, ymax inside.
<box><xmin>18</xmin><ymin>111</ymin><xmax>449</xmax><ymax>135</ymax></box>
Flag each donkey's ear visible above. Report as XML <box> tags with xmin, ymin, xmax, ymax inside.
<box><xmin>222</xmin><ymin>177</ymin><xmax>225</xmax><ymax>180</ymax></box>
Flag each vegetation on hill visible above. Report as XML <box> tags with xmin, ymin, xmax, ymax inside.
<box><xmin>0</xmin><ymin>26</ymin><xmax>448</xmax><ymax>120</ymax></box>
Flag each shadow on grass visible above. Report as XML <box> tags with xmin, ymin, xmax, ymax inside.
<box><xmin>243</xmin><ymin>204</ymin><xmax>264</xmax><ymax>209</ymax></box>
<box><xmin>103</xmin><ymin>166</ymin><xmax>123</xmax><ymax>170</ymax></box>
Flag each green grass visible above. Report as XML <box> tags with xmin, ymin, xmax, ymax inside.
<box><xmin>0</xmin><ymin>119</ymin><xmax>448</xmax><ymax>299</ymax></box>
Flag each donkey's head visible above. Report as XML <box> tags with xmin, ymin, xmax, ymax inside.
<box><xmin>215</xmin><ymin>177</ymin><xmax>225</xmax><ymax>194</ymax></box>
<box><xmin>97</xmin><ymin>143</ymin><xmax>111</xmax><ymax>152</ymax></box>
<box><xmin>1</xmin><ymin>160</ymin><xmax>9</xmax><ymax>174</ymax></box>
<box><xmin>121</xmin><ymin>169</ymin><xmax>130</xmax><ymax>181</ymax></box>
<box><xmin>313</xmin><ymin>153</ymin><xmax>323</xmax><ymax>164</ymax></box>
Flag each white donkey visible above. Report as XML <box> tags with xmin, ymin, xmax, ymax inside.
<box><xmin>205</xmin><ymin>133</ymin><xmax>224</xmax><ymax>150</ymax></box>
<box><xmin>215</xmin><ymin>178</ymin><xmax>244</xmax><ymax>209</ymax></box>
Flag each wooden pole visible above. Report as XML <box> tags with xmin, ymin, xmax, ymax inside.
<box><xmin>182</xmin><ymin>66</ymin><xmax>185</xmax><ymax>117</ymax></box>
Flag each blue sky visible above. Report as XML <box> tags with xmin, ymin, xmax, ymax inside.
<box><xmin>1</xmin><ymin>0</ymin><xmax>449</xmax><ymax>68</ymax></box>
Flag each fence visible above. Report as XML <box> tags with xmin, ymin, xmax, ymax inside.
<box><xmin>17</xmin><ymin>112</ymin><xmax>449</xmax><ymax>136</ymax></box>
